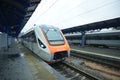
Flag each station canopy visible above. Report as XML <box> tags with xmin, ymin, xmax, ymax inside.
<box><xmin>0</xmin><ymin>0</ymin><xmax>41</xmax><ymax>37</ymax></box>
<box><xmin>62</xmin><ymin>17</ymin><xmax>120</xmax><ymax>34</ymax></box>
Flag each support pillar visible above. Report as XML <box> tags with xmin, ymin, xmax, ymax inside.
<box><xmin>6</xmin><ymin>26</ymin><xmax>9</xmax><ymax>49</ymax></box>
<box><xmin>81</xmin><ymin>31</ymin><xmax>85</xmax><ymax>48</ymax></box>
<box><xmin>0</xmin><ymin>9</ymin><xmax>10</xmax><ymax>50</ymax></box>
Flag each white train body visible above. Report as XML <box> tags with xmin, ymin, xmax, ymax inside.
<box><xmin>22</xmin><ymin>25</ymin><xmax>70</xmax><ymax>63</ymax></box>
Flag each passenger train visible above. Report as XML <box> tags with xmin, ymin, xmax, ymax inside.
<box><xmin>21</xmin><ymin>25</ymin><xmax>70</xmax><ymax>63</ymax></box>
<box><xmin>65</xmin><ymin>30</ymin><xmax>120</xmax><ymax>48</ymax></box>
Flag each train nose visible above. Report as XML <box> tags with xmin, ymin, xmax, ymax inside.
<box><xmin>53</xmin><ymin>51</ymin><xmax>69</xmax><ymax>60</ymax></box>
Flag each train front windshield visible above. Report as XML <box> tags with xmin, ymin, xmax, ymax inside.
<box><xmin>43</xmin><ymin>28</ymin><xmax>65</xmax><ymax>45</ymax></box>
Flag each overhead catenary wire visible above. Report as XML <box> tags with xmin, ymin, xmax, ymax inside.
<box><xmin>58</xmin><ymin>0</ymin><xmax>88</xmax><ymax>17</ymax></box>
<box><xmin>55</xmin><ymin>0</ymin><xmax>120</xmax><ymax>24</ymax></box>
<box><xmin>22</xmin><ymin>0</ymin><xmax>59</xmax><ymax>32</ymax></box>
<box><xmin>34</xmin><ymin>0</ymin><xmax>59</xmax><ymax>22</ymax></box>
<box><xmin>23</xmin><ymin>0</ymin><xmax>120</xmax><ymax>33</ymax></box>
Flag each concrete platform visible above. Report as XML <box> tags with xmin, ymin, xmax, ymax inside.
<box><xmin>70</xmin><ymin>45</ymin><xmax>120</xmax><ymax>59</ymax></box>
<box><xmin>0</xmin><ymin>43</ymin><xmax>66</xmax><ymax>80</ymax></box>
<box><xmin>19</xmin><ymin>44</ymin><xmax>66</xmax><ymax>80</ymax></box>
<box><xmin>0</xmin><ymin>44</ymin><xmax>34</xmax><ymax>80</ymax></box>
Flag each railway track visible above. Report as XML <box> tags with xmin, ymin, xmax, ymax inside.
<box><xmin>21</xmin><ymin>44</ymin><xmax>113</xmax><ymax>80</ymax></box>
<box><xmin>22</xmin><ymin>45</ymin><xmax>106</xmax><ymax>80</ymax></box>
<box><xmin>71</xmin><ymin>50</ymin><xmax>120</xmax><ymax>69</ymax></box>
<box><xmin>50</xmin><ymin>62</ymin><xmax>106</xmax><ymax>80</ymax></box>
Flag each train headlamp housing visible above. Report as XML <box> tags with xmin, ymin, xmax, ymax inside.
<box><xmin>38</xmin><ymin>39</ymin><xmax>46</xmax><ymax>49</ymax></box>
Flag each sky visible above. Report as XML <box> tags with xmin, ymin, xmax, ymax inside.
<box><xmin>21</xmin><ymin>0</ymin><xmax>120</xmax><ymax>32</ymax></box>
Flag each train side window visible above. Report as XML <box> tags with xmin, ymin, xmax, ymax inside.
<box><xmin>113</xmin><ymin>35</ymin><xmax>120</xmax><ymax>40</ymax></box>
<box><xmin>107</xmin><ymin>35</ymin><xmax>116</xmax><ymax>40</ymax></box>
<box><xmin>118</xmin><ymin>36</ymin><xmax>120</xmax><ymax>39</ymax></box>
<box><xmin>32</xmin><ymin>32</ymin><xmax>37</xmax><ymax>42</ymax></box>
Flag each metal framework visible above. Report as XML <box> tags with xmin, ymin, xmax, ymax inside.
<box><xmin>62</xmin><ymin>17</ymin><xmax>120</xmax><ymax>47</ymax></box>
<box><xmin>0</xmin><ymin>0</ymin><xmax>41</xmax><ymax>37</ymax></box>
<box><xmin>62</xmin><ymin>17</ymin><xmax>120</xmax><ymax>34</ymax></box>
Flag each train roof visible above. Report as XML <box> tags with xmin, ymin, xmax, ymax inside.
<box><xmin>87</xmin><ymin>30</ymin><xmax>120</xmax><ymax>35</ymax></box>
<box><xmin>65</xmin><ymin>30</ymin><xmax>120</xmax><ymax>37</ymax></box>
<box><xmin>20</xmin><ymin>28</ymin><xmax>34</xmax><ymax>37</ymax></box>
<box><xmin>21</xmin><ymin>25</ymin><xmax>60</xmax><ymax>37</ymax></box>
<box><xmin>38</xmin><ymin>25</ymin><xmax>60</xmax><ymax>30</ymax></box>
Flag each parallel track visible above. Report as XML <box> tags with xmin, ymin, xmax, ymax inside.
<box><xmin>22</xmin><ymin>44</ymin><xmax>109</xmax><ymax>80</ymax></box>
<box><xmin>71</xmin><ymin>50</ymin><xmax>120</xmax><ymax>69</ymax></box>
<box><xmin>51</xmin><ymin>62</ymin><xmax>106</xmax><ymax>80</ymax></box>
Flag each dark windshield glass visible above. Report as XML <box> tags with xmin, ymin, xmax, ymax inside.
<box><xmin>46</xmin><ymin>29</ymin><xmax>63</xmax><ymax>41</ymax></box>
<box><xmin>42</xmin><ymin>28</ymin><xmax>64</xmax><ymax>45</ymax></box>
